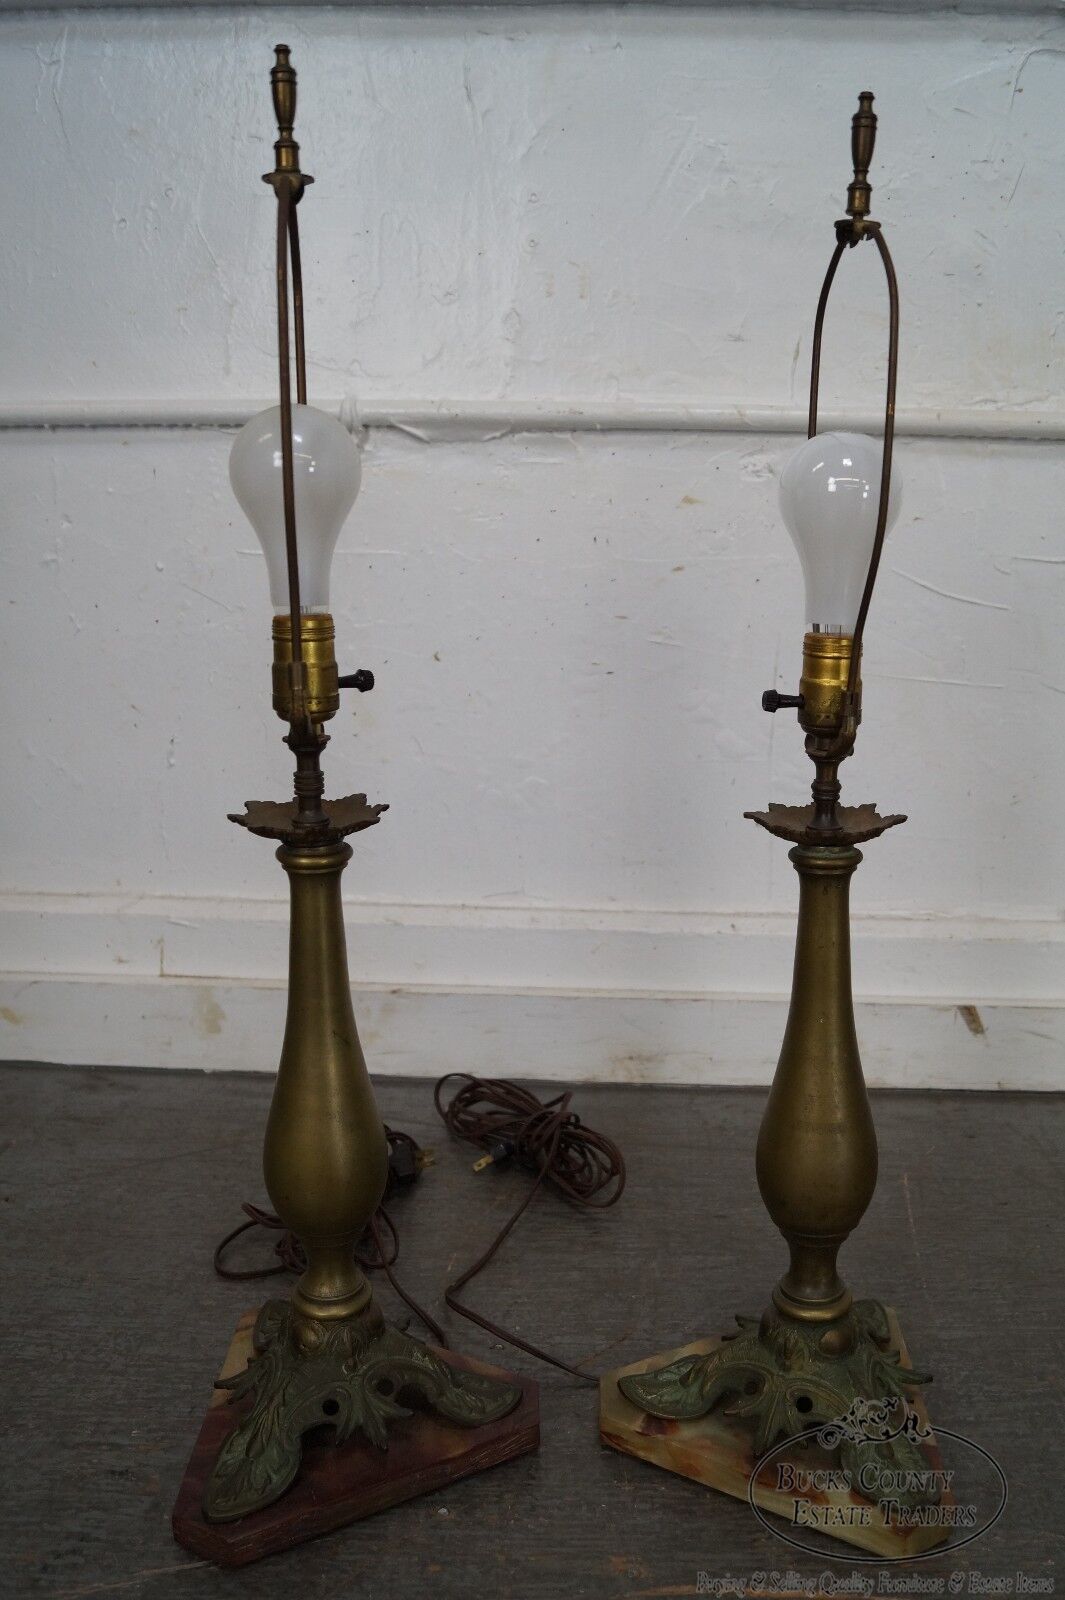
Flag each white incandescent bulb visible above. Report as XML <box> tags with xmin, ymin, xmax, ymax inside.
<box><xmin>229</xmin><ymin>404</ymin><xmax>362</xmax><ymax>613</ymax></box>
<box><xmin>778</xmin><ymin>431</ymin><xmax>901</xmax><ymax>634</ymax></box>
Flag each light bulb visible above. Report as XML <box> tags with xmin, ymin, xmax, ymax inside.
<box><xmin>229</xmin><ymin>404</ymin><xmax>362</xmax><ymax>613</ymax></box>
<box><xmin>778</xmin><ymin>431</ymin><xmax>901</xmax><ymax>634</ymax></box>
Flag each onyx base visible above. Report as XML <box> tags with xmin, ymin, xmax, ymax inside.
<box><xmin>600</xmin><ymin>1307</ymin><xmax>949</xmax><ymax>1560</ymax></box>
<box><xmin>173</xmin><ymin>1309</ymin><xmax>540</xmax><ymax>1567</ymax></box>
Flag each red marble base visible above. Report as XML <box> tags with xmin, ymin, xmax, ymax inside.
<box><xmin>172</xmin><ymin>1309</ymin><xmax>540</xmax><ymax>1566</ymax></box>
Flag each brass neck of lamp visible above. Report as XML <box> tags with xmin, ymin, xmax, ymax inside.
<box><xmin>265</xmin><ymin>839</ymin><xmax>389</xmax><ymax>1329</ymax></box>
<box><xmin>756</xmin><ymin>843</ymin><xmax>876</xmax><ymax>1323</ymax></box>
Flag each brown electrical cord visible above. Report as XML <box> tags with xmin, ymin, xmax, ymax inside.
<box><xmin>213</xmin><ymin>1081</ymin><xmax>626</xmax><ymax>1381</ymax></box>
<box><xmin>433</xmin><ymin>1073</ymin><xmax>626</xmax><ymax>1383</ymax></box>
<box><xmin>213</xmin><ymin>1126</ymin><xmax>448</xmax><ymax>1347</ymax></box>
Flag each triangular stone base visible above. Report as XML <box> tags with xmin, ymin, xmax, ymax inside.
<box><xmin>173</xmin><ymin>1309</ymin><xmax>539</xmax><ymax>1566</ymax></box>
<box><xmin>600</xmin><ymin>1307</ymin><xmax>949</xmax><ymax>1559</ymax></box>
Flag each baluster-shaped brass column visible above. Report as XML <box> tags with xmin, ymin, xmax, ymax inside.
<box><xmin>617</xmin><ymin>800</ymin><xmax>936</xmax><ymax>1503</ymax></box>
<box><xmin>201</xmin><ymin>799</ymin><xmax>522</xmax><ymax>1526</ymax></box>
<box><xmin>265</xmin><ymin>839</ymin><xmax>387</xmax><ymax>1329</ymax></box>
<box><xmin>757</xmin><ymin>843</ymin><xmax>875</xmax><ymax>1325</ymax></box>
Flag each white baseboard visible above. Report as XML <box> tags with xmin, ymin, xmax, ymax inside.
<box><xmin>0</xmin><ymin>890</ymin><xmax>1061</xmax><ymax>1089</ymax></box>
<box><xmin>0</xmin><ymin>974</ymin><xmax>1061</xmax><ymax>1090</ymax></box>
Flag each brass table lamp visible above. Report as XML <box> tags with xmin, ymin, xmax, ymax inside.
<box><xmin>173</xmin><ymin>50</ymin><xmax>531</xmax><ymax>1554</ymax></box>
<box><xmin>601</xmin><ymin>95</ymin><xmax>946</xmax><ymax>1556</ymax></box>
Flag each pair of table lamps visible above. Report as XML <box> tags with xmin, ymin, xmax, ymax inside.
<box><xmin>173</xmin><ymin>53</ymin><xmax>940</xmax><ymax>1563</ymax></box>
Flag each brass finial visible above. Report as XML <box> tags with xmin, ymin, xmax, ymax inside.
<box><xmin>263</xmin><ymin>44</ymin><xmax>313</xmax><ymax>195</ymax></box>
<box><xmin>837</xmin><ymin>91</ymin><xmax>877</xmax><ymax>244</ymax></box>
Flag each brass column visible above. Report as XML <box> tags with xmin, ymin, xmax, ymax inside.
<box><xmin>266</xmin><ymin>840</ymin><xmax>386</xmax><ymax>1328</ymax></box>
<box><xmin>758</xmin><ymin>844</ymin><xmax>875</xmax><ymax>1325</ymax></box>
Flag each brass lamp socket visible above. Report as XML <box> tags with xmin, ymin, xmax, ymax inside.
<box><xmin>272</xmin><ymin>613</ymin><xmax>339</xmax><ymax>723</ymax></box>
<box><xmin>798</xmin><ymin>632</ymin><xmax>861</xmax><ymax>735</ymax></box>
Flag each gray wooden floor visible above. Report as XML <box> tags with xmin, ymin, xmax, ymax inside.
<box><xmin>2</xmin><ymin>1062</ymin><xmax>1061</xmax><ymax>1599</ymax></box>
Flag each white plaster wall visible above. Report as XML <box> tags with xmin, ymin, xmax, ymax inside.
<box><xmin>1</xmin><ymin>6</ymin><xmax>1063</xmax><ymax>1085</ymax></box>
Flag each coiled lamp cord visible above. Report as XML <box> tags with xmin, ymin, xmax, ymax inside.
<box><xmin>433</xmin><ymin>1073</ymin><xmax>626</xmax><ymax>1382</ymax></box>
